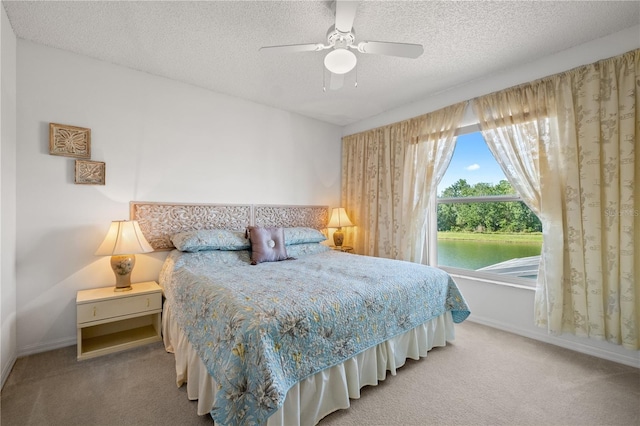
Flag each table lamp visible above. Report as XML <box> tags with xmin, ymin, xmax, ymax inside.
<box><xmin>95</xmin><ymin>220</ymin><xmax>153</xmax><ymax>292</ymax></box>
<box><xmin>327</xmin><ymin>207</ymin><xmax>354</xmax><ymax>247</ymax></box>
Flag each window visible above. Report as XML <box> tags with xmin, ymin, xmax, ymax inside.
<box><xmin>435</xmin><ymin>129</ymin><xmax>542</xmax><ymax>285</ymax></box>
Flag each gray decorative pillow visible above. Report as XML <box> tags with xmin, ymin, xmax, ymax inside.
<box><xmin>283</xmin><ymin>227</ymin><xmax>327</xmax><ymax>245</ymax></box>
<box><xmin>171</xmin><ymin>229</ymin><xmax>250</xmax><ymax>252</ymax></box>
<box><xmin>246</xmin><ymin>226</ymin><xmax>289</xmax><ymax>265</ymax></box>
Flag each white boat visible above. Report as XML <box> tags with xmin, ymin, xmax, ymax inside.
<box><xmin>477</xmin><ymin>255</ymin><xmax>540</xmax><ymax>278</ymax></box>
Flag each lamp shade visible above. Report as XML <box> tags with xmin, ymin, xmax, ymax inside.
<box><xmin>95</xmin><ymin>220</ymin><xmax>153</xmax><ymax>256</ymax></box>
<box><xmin>324</xmin><ymin>48</ymin><xmax>357</xmax><ymax>74</ymax></box>
<box><xmin>327</xmin><ymin>207</ymin><xmax>354</xmax><ymax>228</ymax></box>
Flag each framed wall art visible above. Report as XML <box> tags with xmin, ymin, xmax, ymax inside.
<box><xmin>75</xmin><ymin>160</ymin><xmax>105</xmax><ymax>185</ymax></box>
<box><xmin>49</xmin><ymin>123</ymin><xmax>91</xmax><ymax>158</ymax></box>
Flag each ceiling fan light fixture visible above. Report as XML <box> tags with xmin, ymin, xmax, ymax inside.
<box><xmin>324</xmin><ymin>49</ymin><xmax>357</xmax><ymax>75</ymax></box>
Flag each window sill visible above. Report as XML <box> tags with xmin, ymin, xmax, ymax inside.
<box><xmin>439</xmin><ymin>266</ymin><xmax>537</xmax><ymax>291</ymax></box>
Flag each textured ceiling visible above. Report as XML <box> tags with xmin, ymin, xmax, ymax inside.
<box><xmin>3</xmin><ymin>1</ymin><xmax>639</xmax><ymax>126</ymax></box>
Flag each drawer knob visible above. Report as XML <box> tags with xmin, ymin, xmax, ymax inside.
<box><xmin>146</xmin><ymin>298</ymin><xmax>150</xmax><ymax>307</ymax></box>
<box><xmin>93</xmin><ymin>307</ymin><xmax>97</xmax><ymax>317</ymax></box>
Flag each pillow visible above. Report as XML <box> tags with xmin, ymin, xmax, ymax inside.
<box><xmin>246</xmin><ymin>226</ymin><xmax>289</xmax><ymax>265</ymax></box>
<box><xmin>285</xmin><ymin>242</ymin><xmax>330</xmax><ymax>258</ymax></box>
<box><xmin>176</xmin><ymin>249</ymin><xmax>252</xmax><ymax>267</ymax></box>
<box><xmin>171</xmin><ymin>229</ymin><xmax>250</xmax><ymax>252</ymax></box>
<box><xmin>283</xmin><ymin>227</ymin><xmax>327</xmax><ymax>245</ymax></box>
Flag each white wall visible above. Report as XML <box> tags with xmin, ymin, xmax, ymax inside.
<box><xmin>15</xmin><ymin>40</ymin><xmax>342</xmax><ymax>355</ymax></box>
<box><xmin>344</xmin><ymin>26</ymin><xmax>640</xmax><ymax>368</ymax></box>
<box><xmin>1</xmin><ymin>4</ymin><xmax>17</xmax><ymax>387</ymax></box>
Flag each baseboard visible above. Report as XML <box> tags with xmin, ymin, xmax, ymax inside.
<box><xmin>467</xmin><ymin>315</ymin><xmax>640</xmax><ymax>369</ymax></box>
<box><xmin>1</xmin><ymin>354</ymin><xmax>17</xmax><ymax>390</ymax></box>
<box><xmin>17</xmin><ymin>335</ymin><xmax>76</xmax><ymax>358</ymax></box>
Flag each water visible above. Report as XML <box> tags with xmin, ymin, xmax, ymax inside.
<box><xmin>437</xmin><ymin>239</ymin><xmax>542</xmax><ymax>270</ymax></box>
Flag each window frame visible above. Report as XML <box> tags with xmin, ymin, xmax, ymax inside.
<box><xmin>431</xmin><ymin>125</ymin><xmax>539</xmax><ymax>289</ymax></box>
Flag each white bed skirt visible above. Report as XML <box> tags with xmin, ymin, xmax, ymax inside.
<box><xmin>163</xmin><ymin>302</ymin><xmax>455</xmax><ymax>425</ymax></box>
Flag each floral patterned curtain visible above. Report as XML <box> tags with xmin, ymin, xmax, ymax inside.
<box><xmin>341</xmin><ymin>103</ymin><xmax>465</xmax><ymax>262</ymax></box>
<box><xmin>474</xmin><ymin>50</ymin><xmax>638</xmax><ymax>349</ymax></box>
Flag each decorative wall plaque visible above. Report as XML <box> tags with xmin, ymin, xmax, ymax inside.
<box><xmin>49</xmin><ymin>123</ymin><xmax>91</xmax><ymax>158</ymax></box>
<box><xmin>75</xmin><ymin>160</ymin><xmax>105</xmax><ymax>185</ymax></box>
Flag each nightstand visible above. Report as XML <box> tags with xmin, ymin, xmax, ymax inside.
<box><xmin>331</xmin><ymin>246</ymin><xmax>353</xmax><ymax>253</ymax></box>
<box><xmin>76</xmin><ymin>281</ymin><xmax>162</xmax><ymax>360</ymax></box>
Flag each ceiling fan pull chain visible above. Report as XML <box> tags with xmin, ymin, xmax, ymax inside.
<box><xmin>355</xmin><ymin>64</ymin><xmax>358</xmax><ymax>88</ymax></box>
<box><xmin>322</xmin><ymin>65</ymin><xmax>327</xmax><ymax>92</ymax></box>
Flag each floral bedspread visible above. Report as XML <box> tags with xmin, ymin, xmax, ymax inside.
<box><xmin>160</xmin><ymin>248</ymin><xmax>470</xmax><ymax>425</ymax></box>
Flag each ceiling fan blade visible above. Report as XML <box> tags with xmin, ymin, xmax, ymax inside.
<box><xmin>335</xmin><ymin>0</ymin><xmax>359</xmax><ymax>33</ymax></box>
<box><xmin>329</xmin><ymin>72</ymin><xmax>344</xmax><ymax>90</ymax></box>
<box><xmin>259</xmin><ymin>43</ymin><xmax>325</xmax><ymax>53</ymax></box>
<box><xmin>357</xmin><ymin>41</ymin><xmax>424</xmax><ymax>59</ymax></box>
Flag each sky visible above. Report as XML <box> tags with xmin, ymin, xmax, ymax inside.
<box><xmin>437</xmin><ymin>131</ymin><xmax>507</xmax><ymax>195</ymax></box>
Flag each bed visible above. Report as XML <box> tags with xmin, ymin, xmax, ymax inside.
<box><xmin>131</xmin><ymin>202</ymin><xmax>470</xmax><ymax>425</ymax></box>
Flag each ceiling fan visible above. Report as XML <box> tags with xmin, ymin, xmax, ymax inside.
<box><xmin>259</xmin><ymin>0</ymin><xmax>424</xmax><ymax>90</ymax></box>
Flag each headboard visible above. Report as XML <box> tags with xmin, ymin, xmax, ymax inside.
<box><xmin>130</xmin><ymin>201</ymin><xmax>329</xmax><ymax>251</ymax></box>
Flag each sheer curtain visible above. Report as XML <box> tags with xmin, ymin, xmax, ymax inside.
<box><xmin>400</xmin><ymin>103</ymin><xmax>466</xmax><ymax>263</ymax></box>
<box><xmin>474</xmin><ymin>50</ymin><xmax>638</xmax><ymax>349</ymax></box>
<box><xmin>341</xmin><ymin>103</ymin><xmax>465</xmax><ymax>262</ymax></box>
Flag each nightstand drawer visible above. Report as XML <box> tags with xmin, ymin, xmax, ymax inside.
<box><xmin>77</xmin><ymin>292</ymin><xmax>162</xmax><ymax>324</ymax></box>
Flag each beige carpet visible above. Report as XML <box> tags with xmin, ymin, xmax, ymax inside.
<box><xmin>1</xmin><ymin>321</ymin><xmax>638</xmax><ymax>426</ymax></box>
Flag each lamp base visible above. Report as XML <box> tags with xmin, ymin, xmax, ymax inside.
<box><xmin>333</xmin><ymin>228</ymin><xmax>344</xmax><ymax>247</ymax></box>
<box><xmin>111</xmin><ymin>254</ymin><xmax>136</xmax><ymax>292</ymax></box>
